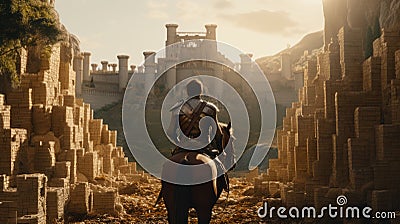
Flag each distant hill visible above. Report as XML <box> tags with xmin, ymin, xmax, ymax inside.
<box><xmin>256</xmin><ymin>30</ymin><xmax>324</xmax><ymax>75</ymax></box>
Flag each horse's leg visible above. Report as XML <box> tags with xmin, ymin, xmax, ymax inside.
<box><xmin>196</xmin><ymin>206</ymin><xmax>213</xmax><ymax>224</ymax></box>
<box><xmin>192</xmin><ymin>182</ymin><xmax>217</xmax><ymax>224</ymax></box>
<box><xmin>174</xmin><ymin>185</ymin><xmax>190</xmax><ymax>224</ymax></box>
<box><xmin>162</xmin><ymin>182</ymin><xmax>176</xmax><ymax>224</ymax></box>
<box><xmin>163</xmin><ymin>182</ymin><xmax>190</xmax><ymax>224</ymax></box>
<box><xmin>175</xmin><ymin>204</ymin><xmax>189</xmax><ymax>224</ymax></box>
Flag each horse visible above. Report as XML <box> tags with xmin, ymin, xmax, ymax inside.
<box><xmin>160</xmin><ymin>122</ymin><xmax>235</xmax><ymax>224</ymax></box>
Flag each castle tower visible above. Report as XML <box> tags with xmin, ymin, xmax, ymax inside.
<box><xmin>281</xmin><ymin>52</ymin><xmax>292</xmax><ymax>80</ymax></box>
<box><xmin>118</xmin><ymin>55</ymin><xmax>129</xmax><ymax>92</ymax></box>
<box><xmin>205</xmin><ymin>24</ymin><xmax>217</xmax><ymax>40</ymax></box>
<box><xmin>240</xmin><ymin>53</ymin><xmax>253</xmax><ymax>73</ymax></box>
<box><xmin>82</xmin><ymin>52</ymin><xmax>91</xmax><ymax>82</ymax></box>
<box><xmin>110</xmin><ymin>64</ymin><xmax>118</xmax><ymax>73</ymax></box>
<box><xmin>165</xmin><ymin>24</ymin><xmax>179</xmax><ymax>89</ymax></box>
<box><xmin>143</xmin><ymin>52</ymin><xmax>157</xmax><ymax>93</ymax></box>
<box><xmin>101</xmin><ymin>61</ymin><xmax>109</xmax><ymax>72</ymax></box>
<box><xmin>165</xmin><ymin>24</ymin><xmax>179</xmax><ymax>61</ymax></box>
<box><xmin>205</xmin><ymin>24</ymin><xmax>218</xmax><ymax>54</ymax></box>
<box><xmin>73</xmin><ymin>54</ymin><xmax>84</xmax><ymax>97</ymax></box>
<box><xmin>130</xmin><ymin>65</ymin><xmax>136</xmax><ymax>73</ymax></box>
<box><xmin>165</xmin><ymin>24</ymin><xmax>179</xmax><ymax>47</ymax></box>
<box><xmin>91</xmin><ymin>63</ymin><xmax>98</xmax><ymax>72</ymax></box>
<box><xmin>143</xmin><ymin>51</ymin><xmax>156</xmax><ymax>74</ymax></box>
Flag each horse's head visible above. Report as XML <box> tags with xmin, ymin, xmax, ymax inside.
<box><xmin>218</xmin><ymin>122</ymin><xmax>236</xmax><ymax>170</ymax></box>
<box><xmin>220</xmin><ymin>122</ymin><xmax>232</xmax><ymax>148</ymax></box>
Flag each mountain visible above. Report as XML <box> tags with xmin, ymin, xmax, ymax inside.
<box><xmin>256</xmin><ymin>30</ymin><xmax>324</xmax><ymax>75</ymax></box>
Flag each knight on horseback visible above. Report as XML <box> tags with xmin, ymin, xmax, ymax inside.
<box><xmin>157</xmin><ymin>79</ymin><xmax>235</xmax><ymax>224</ymax></box>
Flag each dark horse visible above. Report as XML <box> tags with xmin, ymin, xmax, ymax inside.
<box><xmin>160</xmin><ymin>122</ymin><xmax>235</xmax><ymax>224</ymax></box>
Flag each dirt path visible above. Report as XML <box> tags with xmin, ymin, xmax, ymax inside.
<box><xmin>76</xmin><ymin>177</ymin><xmax>265</xmax><ymax>223</ymax></box>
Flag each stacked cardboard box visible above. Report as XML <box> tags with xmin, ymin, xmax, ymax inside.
<box><xmin>0</xmin><ymin>129</ymin><xmax>28</xmax><ymax>176</ymax></box>
<box><xmin>306</xmin><ymin>138</ymin><xmax>317</xmax><ymax>176</ymax></box>
<box><xmin>375</xmin><ymin>124</ymin><xmax>400</xmax><ymax>161</ymax></box>
<box><xmin>92</xmin><ymin>187</ymin><xmax>119</xmax><ymax>214</ymax></box>
<box><xmin>293</xmin><ymin>146</ymin><xmax>307</xmax><ymax>180</ymax></box>
<box><xmin>78</xmin><ymin>152</ymin><xmax>98</xmax><ymax>181</ymax></box>
<box><xmin>363</xmin><ymin>57</ymin><xmax>382</xmax><ymax>93</ymax></box>
<box><xmin>379</xmin><ymin>30</ymin><xmax>400</xmax><ymax>91</ymax></box>
<box><xmin>110</xmin><ymin>131</ymin><xmax>117</xmax><ymax>147</ymax></box>
<box><xmin>89</xmin><ymin>119</ymin><xmax>103</xmax><ymax>146</ymax></box>
<box><xmin>48</xmin><ymin>178</ymin><xmax>69</xmax><ymax>200</ymax></box>
<box><xmin>68</xmin><ymin>182</ymin><xmax>91</xmax><ymax>214</ymax></box>
<box><xmin>391</xmin><ymin>79</ymin><xmax>400</xmax><ymax>124</ymax></box>
<box><xmin>54</xmin><ymin>162</ymin><xmax>71</xmax><ymax>180</ymax></box>
<box><xmin>338</xmin><ymin>27</ymin><xmax>363</xmax><ymax>91</ymax></box>
<box><xmin>0</xmin><ymin>175</ymin><xmax>10</xmax><ymax>191</ymax></box>
<box><xmin>8</xmin><ymin>89</ymin><xmax>33</xmax><ymax>135</ymax></box>
<box><xmin>0</xmin><ymin>95</ymin><xmax>11</xmax><ymax>129</ymax></box>
<box><xmin>33</xmin><ymin>141</ymin><xmax>56</xmax><ymax>173</ymax></box>
<box><xmin>304</xmin><ymin>60</ymin><xmax>317</xmax><ymax>87</ymax></box>
<box><xmin>46</xmin><ymin>188</ymin><xmax>64</xmax><ymax>222</ymax></box>
<box><xmin>372</xmin><ymin>190</ymin><xmax>392</xmax><ymax>212</ymax></box>
<box><xmin>101</xmin><ymin>124</ymin><xmax>110</xmax><ymax>144</ymax></box>
<box><xmin>396</xmin><ymin>50</ymin><xmax>400</xmax><ymax>79</ymax></box>
<box><xmin>65</xmin><ymin>149</ymin><xmax>77</xmax><ymax>184</ymax></box>
<box><xmin>254</xmin><ymin>178</ymin><xmax>269</xmax><ymax>195</ymax></box>
<box><xmin>17</xmin><ymin>214</ymin><xmax>44</xmax><ymax>224</ymax></box>
<box><xmin>0</xmin><ymin>201</ymin><xmax>17</xmax><ymax>224</ymax></box>
<box><xmin>16</xmin><ymin>174</ymin><xmax>47</xmax><ymax>218</ymax></box>
<box><xmin>268</xmin><ymin>181</ymin><xmax>280</xmax><ymax>196</ymax></box>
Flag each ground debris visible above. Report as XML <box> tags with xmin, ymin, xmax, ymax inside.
<box><xmin>74</xmin><ymin>177</ymin><xmax>268</xmax><ymax>223</ymax></box>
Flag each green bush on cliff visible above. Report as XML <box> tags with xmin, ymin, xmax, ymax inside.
<box><xmin>0</xmin><ymin>0</ymin><xmax>62</xmax><ymax>89</ymax></box>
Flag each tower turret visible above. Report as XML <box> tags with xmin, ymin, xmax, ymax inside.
<box><xmin>117</xmin><ymin>55</ymin><xmax>129</xmax><ymax>92</ymax></box>
<box><xmin>165</xmin><ymin>24</ymin><xmax>179</xmax><ymax>47</ymax></box>
<box><xmin>82</xmin><ymin>52</ymin><xmax>91</xmax><ymax>82</ymax></box>
<box><xmin>205</xmin><ymin>24</ymin><xmax>217</xmax><ymax>40</ymax></box>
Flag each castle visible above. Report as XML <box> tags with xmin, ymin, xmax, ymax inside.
<box><xmin>77</xmin><ymin>24</ymin><xmax>258</xmax><ymax>109</ymax></box>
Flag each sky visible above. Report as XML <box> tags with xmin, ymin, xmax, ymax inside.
<box><xmin>55</xmin><ymin>0</ymin><xmax>324</xmax><ymax>66</ymax></box>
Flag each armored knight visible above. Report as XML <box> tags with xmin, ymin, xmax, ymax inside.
<box><xmin>167</xmin><ymin>79</ymin><xmax>224</xmax><ymax>157</ymax></box>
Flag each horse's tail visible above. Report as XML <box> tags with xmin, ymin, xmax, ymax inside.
<box><xmin>154</xmin><ymin>187</ymin><xmax>163</xmax><ymax>206</ymax></box>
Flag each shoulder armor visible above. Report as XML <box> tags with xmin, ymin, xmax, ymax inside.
<box><xmin>203</xmin><ymin>102</ymin><xmax>219</xmax><ymax>116</ymax></box>
<box><xmin>169</xmin><ymin>99</ymin><xmax>185</xmax><ymax>111</ymax></box>
<box><xmin>206</xmin><ymin>102</ymin><xmax>219</xmax><ymax>112</ymax></box>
